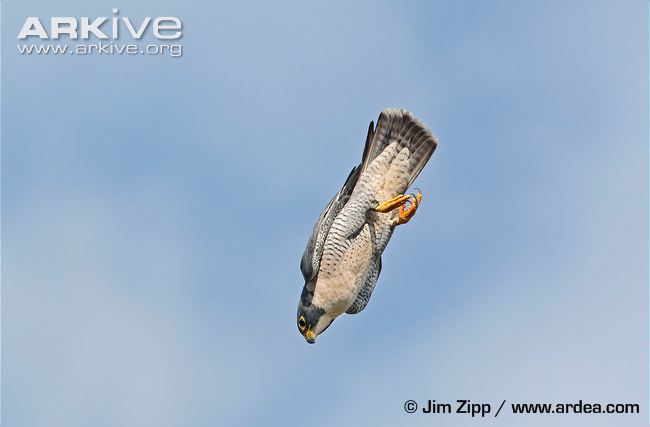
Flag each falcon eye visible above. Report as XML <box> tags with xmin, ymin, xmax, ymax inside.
<box><xmin>298</xmin><ymin>316</ymin><xmax>306</xmax><ymax>331</ymax></box>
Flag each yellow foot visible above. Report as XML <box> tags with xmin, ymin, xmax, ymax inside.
<box><xmin>373</xmin><ymin>189</ymin><xmax>423</xmax><ymax>226</ymax></box>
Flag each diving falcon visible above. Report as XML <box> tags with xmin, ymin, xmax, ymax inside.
<box><xmin>297</xmin><ymin>108</ymin><xmax>438</xmax><ymax>343</ymax></box>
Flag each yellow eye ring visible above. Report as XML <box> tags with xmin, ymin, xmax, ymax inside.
<box><xmin>298</xmin><ymin>316</ymin><xmax>306</xmax><ymax>331</ymax></box>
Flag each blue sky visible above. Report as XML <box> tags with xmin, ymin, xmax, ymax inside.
<box><xmin>2</xmin><ymin>1</ymin><xmax>647</xmax><ymax>426</ymax></box>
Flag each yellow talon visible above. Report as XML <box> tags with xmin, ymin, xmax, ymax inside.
<box><xmin>374</xmin><ymin>190</ymin><xmax>423</xmax><ymax>226</ymax></box>
<box><xmin>374</xmin><ymin>194</ymin><xmax>412</xmax><ymax>213</ymax></box>
<box><xmin>396</xmin><ymin>192</ymin><xmax>422</xmax><ymax>225</ymax></box>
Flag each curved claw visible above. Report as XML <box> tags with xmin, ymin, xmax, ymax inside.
<box><xmin>381</xmin><ymin>191</ymin><xmax>423</xmax><ymax>226</ymax></box>
<box><xmin>399</xmin><ymin>193</ymin><xmax>422</xmax><ymax>224</ymax></box>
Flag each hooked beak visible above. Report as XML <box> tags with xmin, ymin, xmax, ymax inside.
<box><xmin>304</xmin><ymin>327</ymin><xmax>316</xmax><ymax>344</ymax></box>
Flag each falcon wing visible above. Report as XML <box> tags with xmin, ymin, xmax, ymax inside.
<box><xmin>300</xmin><ymin>116</ymin><xmax>384</xmax><ymax>280</ymax></box>
<box><xmin>300</xmin><ymin>165</ymin><xmax>361</xmax><ymax>281</ymax></box>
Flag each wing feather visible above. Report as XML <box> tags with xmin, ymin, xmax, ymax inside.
<box><xmin>300</xmin><ymin>165</ymin><xmax>361</xmax><ymax>281</ymax></box>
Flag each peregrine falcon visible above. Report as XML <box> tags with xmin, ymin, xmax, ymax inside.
<box><xmin>297</xmin><ymin>108</ymin><xmax>438</xmax><ymax>343</ymax></box>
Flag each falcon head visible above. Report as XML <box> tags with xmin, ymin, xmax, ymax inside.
<box><xmin>296</xmin><ymin>303</ymin><xmax>334</xmax><ymax>344</ymax></box>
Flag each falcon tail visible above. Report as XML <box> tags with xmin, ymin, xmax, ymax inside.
<box><xmin>360</xmin><ymin>108</ymin><xmax>438</xmax><ymax>188</ymax></box>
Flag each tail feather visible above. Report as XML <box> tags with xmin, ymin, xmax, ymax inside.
<box><xmin>360</xmin><ymin>108</ymin><xmax>437</xmax><ymax>187</ymax></box>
